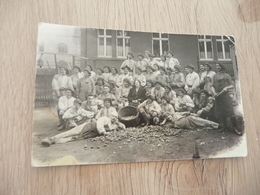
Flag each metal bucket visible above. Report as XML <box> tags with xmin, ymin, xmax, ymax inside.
<box><xmin>118</xmin><ymin>106</ymin><xmax>140</xmax><ymax>127</ymax></box>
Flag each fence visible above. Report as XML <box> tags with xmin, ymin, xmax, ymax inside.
<box><xmin>35</xmin><ymin>68</ymin><xmax>56</xmax><ymax>108</ymax></box>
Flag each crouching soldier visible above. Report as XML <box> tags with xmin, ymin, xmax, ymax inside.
<box><xmin>62</xmin><ymin>99</ymin><xmax>94</xmax><ymax>130</ymax></box>
<box><xmin>41</xmin><ymin>116</ymin><xmax>126</xmax><ymax>147</ymax></box>
<box><xmin>160</xmin><ymin>96</ymin><xmax>175</xmax><ymax>125</ymax></box>
<box><xmin>137</xmin><ymin>95</ymin><xmax>161</xmax><ymax>126</ymax></box>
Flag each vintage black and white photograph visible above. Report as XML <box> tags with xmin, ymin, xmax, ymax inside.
<box><xmin>32</xmin><ymin>23</ymin><xmax>247</xmax><ymax>167</ymax></box>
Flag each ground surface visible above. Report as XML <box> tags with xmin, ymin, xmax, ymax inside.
<box><xmin>32</xmin><ymin>108</ymin><xmax>245</xmax><ymax>166</ymax></box>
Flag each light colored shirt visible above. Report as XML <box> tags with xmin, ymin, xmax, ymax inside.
<box><xmin>52</xmin><ymin>74</ymin><xmax>73</xmax><ymax>91</ymax></box>
<box><xmin>96</xmin><ymin>117</ymin><xmax>122</xmax><ymax>134</ymax></box>
<box><xmin>135</xmin><ymin>60</ymin><xmax>148</xmax><ymax>72</ymax></box>
<box><xmin>118</xmin><ymin>86</ymin><xmax>131</xmax><ymax>98</ymax></box>
<box><xmin>107</xmin><ymin>74</ymin><xmax>120</xmax><ymax>84</ymax></box>
<box><xmin>120</xmin><ymin>59</ymin><xmax>136</xmax><ymax>73</ymax></box>
<box><xmin>62</xmin><ymin>107</ymin><xmax>93</xmax><ymax>120</ymax></box>
<box><xmin>163</xmin><ymin>90</ymin><xmax>177</xmax><ymax>105</ymax></box>
<box><xmin>58</xmin><ymin>96</ymin><xmax>76</xmax><ymax>112</ymax></box>
<box><xmin>160</xmin><ymin>103</ymin><xmax>175</xmax><ymax>116</ymax></box>
<box><xmin>169</xmin><ymin>72</ymin><xmax>185</xmax><ymax>88</ymax></box>
<box><xmin>175</xmin><ymin>95</ymin><xmax>195</xmax><ymax>111</ymax></box>
<box><xmin>165</xmin><ymin>57</ymin><xmax>180</xmax><ymax>69</ymax></box>
<box><xmin>138</xmin><ymin>100</ymin><xmax>162</xmax><ymax>114</ymax></box>
<box><xmin>186</xmin><ymin>71</ymin><xmax>200</xmax><ymax>89</ymax></box>
<box><xmin>151</xmin><ymin>87</ymin><xmax>165</xmax><ymax>102</ymax></box>
<box><xmin>200</xmin><ymin>71</ymin><xmax>216</xmax><ymax>83</ymax></box>
<box><xmin>102</xmin><ymin>73</ymin><xmax>112</xmax><ymax>82</ymax></box>
<box><xmin>155</xmin><ymin>74</ymin><xmax>169</xmax><ymax>84</ymax></box>
<box><xmin>146</xmin><ymin>72</ymin><xmax>157</xmax><ymax>81</ymax></box>
<box><xmin>96</xmin><ymin>106</ymin><xmax>118</xmax><ymax>119</ymax></box>
<box><xmin>118</xmin><ymin>73</ymin><xmax>134</xmax><ymax>87</ymax></box>
<box><xmin>133</xmin><ymin>74</ymin><xmax>146</xmax><ymax>86</ymax></box>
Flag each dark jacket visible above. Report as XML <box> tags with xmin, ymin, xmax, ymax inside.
<box><xmin>128</xmin><ymin>86</ymin><xmax>146</xmax><ymax>103</ymax></box>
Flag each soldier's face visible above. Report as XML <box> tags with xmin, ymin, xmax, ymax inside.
<box><xmin>111</xmin><ymin>68</ymin><xmax>117</xmax><ymax>74</ymax></box>
<box><xmin>66</xmin><ymin>90</ymin><xmax>72</xmax><ymax>97</ymax></box>
<box><xmin>74</xmin><ymin>102</ymin><xmax>80</xmax><ymax>109</ymax></box>
<box><xmin>104</xmin><ymin>87</ymin><xmax>110</xmax><ymax>94</ymax></box>
<box><xmin>60</xmin><ymin>68</ymin><xmax>66</xmax><ymax>74</ymax></box>
<box><xmin>178</xmin><ymin>91</ymin><xmax>184</xmax><ymax>97</ymax></box>
<box><xmin>74</xmin><ymin>68</ymin><xmax>79</xmax><ymax>73</ymax></box>
<box><xmin>104</xmin><ymin>101</ymin><xmax>111</xmax><ymax>108</ymax></box>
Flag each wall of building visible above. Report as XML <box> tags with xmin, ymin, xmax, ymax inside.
<box><xmin>169</xmin><ymin>34</ymin><xmax>199</xmax><ymax>71</ymax></box>
<box><xmin>130</xmin><ymin>32</ymin><xmax>153</xmax><ymax>57</ymax></box>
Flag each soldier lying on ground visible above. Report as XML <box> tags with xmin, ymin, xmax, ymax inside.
<box><xmin>170</xmin><ymin>111</ymin><xmax>220</xmax><ymax>130</ymax></box>
<box><xmin>41</xmin><ymin>116</ymin><xmax>125</xmax><ymax>147</ymax></box>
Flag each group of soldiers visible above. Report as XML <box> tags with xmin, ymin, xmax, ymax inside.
<box><xmin>42</xmin><ymin>50</ymin><xmax>242</xmax><ymax>147</ymax></box>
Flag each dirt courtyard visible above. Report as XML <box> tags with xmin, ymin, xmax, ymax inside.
<box><xmin>32</xmin><ymin>108</ymin><xmax>246</xmax><ymax>167</ymax></box>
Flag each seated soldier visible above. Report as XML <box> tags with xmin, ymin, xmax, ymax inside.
<box><xmin>160</xmin><ymin>96</ymin><xmax>175</xmax><ymax>125</ymax></box>
<box><xmin>192</xmin><ymin>88</ymin><xmax>200</xmax><ymax>113</ymax></box>
<box><xmin>150</xmin><ymin>81</ymin><xmax>165</xmax><ymax>104</ymax></box>
<box><xmin>95</xmin><ymin>98</ymin><xmax>118</xmax><ymax>120</ymax></box>
<box><xmin>117</xmin><ymin>78</ymin><xmax>132</xmax><ymax>109</ymax></box>
<box><xmin>81</xmin><ymin>94</ymin><xmax>99</xmax><ymax>121</ymax></box>
<box><xmin>196</xmin><ymin>90</ymin><xmax>215</xmax><ymax>121</ymax></box>
<box><xmin>95</xmin><ymin>77</ymin><xmax>105</xmax><ymax>96</ymax></box>
<box><xmin>162</xmin><ymin>85</ymin><xmax>177</xmax><ymax>106</ymax></box>
<box><xmin>145</xmin><ymin>80</ymin><xmax>154</xmax><ymax>97</ymax></box>
<box><xmin>146</xmin><ymin>65</ymin><xmax>157</xmax><ymax>81</ymax></box>
<box><xmin>155</xmin><ymin>66</ymin><xmax>168</xmax><ymax>84</ymax></box>
<box><xmin>41</xmin><ymin>116</ymin><xmax>126</xmax><ymax>147</ymax></box>
<box><xmin>137</xmin><ymin>95</ymin><xmax>162</xmax><ymax>126</ymax></box>
<box><xmin>62</xmin><ymin>99</ymin><xmax>94</xmax><ymax>130</ymax></box>
<box><xmin>168</xmin><ymin>65</ymin><xmax>185</xmax><ymax>89</ymax></box>
<box><xmin>175</xmin><ymin>88</ymin><xmax>195</xmax><ymax>112</ymax></box>
<box><xmin>97</xmin><ymin>83</ymin><xmax>118</xmax><ymax>108</ymax></box>
<box><xmin>170</xmin><ymin>111</ymin><xmax>220</xmax><ymax>130</ymax></box>
<box><xmin>118</xmin><ymin>66</ymin><xmax>134</xmax><ymax>87</ymax></box>
<box><xmin>128</xmin><ymin>79</ymin><xmax>146</xmax><ymax>107</ymax></box>
<box><xmin>133</xmin><ymin>67</ymin><xmax>146</xmax><ymax>87</ymax></box>
<box><xmin>57</xmin><ymin>88</ymin><xmax>76</xmax><ymax>130</ymax></box>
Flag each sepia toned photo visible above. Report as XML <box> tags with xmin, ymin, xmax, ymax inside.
<box><xmin>32</xmin><ymin>23</ymin><xmax>247</xmax><ymax>167</ymax></box>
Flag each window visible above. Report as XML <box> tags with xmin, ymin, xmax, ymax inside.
<box><xmin>57</xmin><ymin>43</ymin><xmax>68</xmax><ymax>53</ymax></box>
<box><xmin>98</xmin><ymin>29</ymin><xmax>112</xmax><ymax>57</ymax></box>
<box><xmin>117</xmin><ymin>30</ymin><xmax>130</xmax><ymax>57</ymax></box>
<box><xmin>152</xmin><ymin>33</ymin><xmax>169</xmax><ymax>57</ymax></box>
<box><xmin>198</xmin><ymin>35</ymin><xmax>213</xmax><ymax>60</ymax></box>
<box><xmin>216</xmin><ymin>36</ymin><xmax>231</xmax><ymax>60</ymax></box>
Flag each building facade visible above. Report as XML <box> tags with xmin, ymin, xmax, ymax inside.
<box><xmin>80</xmin><ymin>28</ymin><xmax>236</xmax><ymax>77</ymax></box>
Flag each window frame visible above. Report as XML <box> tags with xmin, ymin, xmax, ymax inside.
<box><xmin>198</xmin><ymin>35</ymin><xmax>214</xmax><ymax>61</ymax></box>
<box><xmin>152</xmin><ymin>33</ymin><xmax>169</xmax><ymax>57</ymax></box>
<box><xmin>97</xmin><ymin>29</ymin><xmax>112</xmax><ymax>58</ymax></box>
<box><xmin>216</xmin><ymin>35</ymin><xmax>232</xmax><ymax>61</ymax></box>
<box><xmin>116</xmin><ymin>30</ymin><xmax>131</xmax><ymax>58</ymax></box>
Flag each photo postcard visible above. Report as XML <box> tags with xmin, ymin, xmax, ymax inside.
<box><xmin>32</xmin><ymin>23</ymin><xmax>247</xmax><ymax>167</ymax></box>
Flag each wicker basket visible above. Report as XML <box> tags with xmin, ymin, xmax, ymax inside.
<box><xmin>118</xmin><ymin>106</ymin><xmax>140</xmax><ymax>127</ymax></box>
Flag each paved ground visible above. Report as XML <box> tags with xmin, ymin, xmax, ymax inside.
<box><xmin>32</xmin><ymin>108</ymin><xmax>246</xmax><ymax>167</ymax></box>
